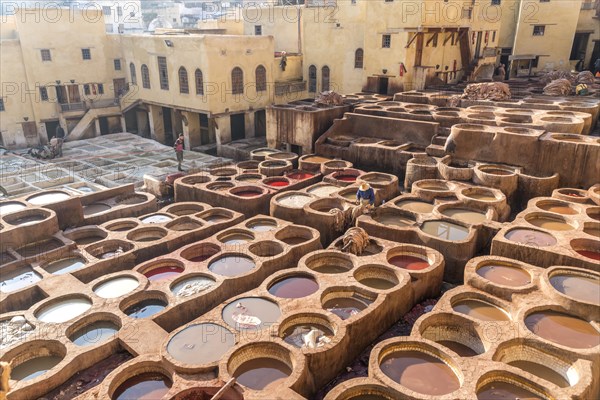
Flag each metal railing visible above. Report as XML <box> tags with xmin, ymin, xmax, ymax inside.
<box><xmin>60</xmin><ymin>102</ymin><xmax>86</xmax><ymax>112</ymax></box>
<box><xmin>60</xmin><ymin>98</ymin><xmax>119</xmax><ymax>113</ymax></box>
<box><xmin>275</xmin><ymin>81</ymin><xmax>307</xmax><ymax>96</ymax></box>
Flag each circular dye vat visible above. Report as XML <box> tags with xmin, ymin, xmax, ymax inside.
<box><xmin>452</xmin><ymin>299</ymin><xmax>510</xmax><ymax>321</ymax></box>
<box><xmin>234</xmin><ymin>358</ymin><xmax>292</xmax><ymax>390</ymax></box>
<box><xmin>280</xmin><ymin>236</ymin><xmax>308</xmax><ymax>246</ymax></box>
<box><xmin>268</xmin><ymin>276</ymin><xmax>319</xmax><ymax>299</ymax></box>
<box><xmin>359</xmin><ymin>277</ymin><xmax>396</xmax><ymax>290</ymax></box>
<box><xmin>75</xmin><ymin>235</ymin><xmax>105</xmax><ymax>246</ymax></box>
<box><xmin>1</xmin><ymin>267</ymin><xmax>42</xmax><ymax>293</ymax></box>
<box><xmin>466</xmin><ymin>192</ymin><xmax>497</xmax><ymax>201</ymax></box>
<box><xmin>83</xmin><ymin>203</ymin><xmax>111</xmax><ymax>216</ymax></box>
<box><xmin>539</xmin><ymin>203</ymin><xmax>578</xmax><ymax>215</ymax></box>
<box><xmin>70</xmin><ymin>321</ymin><xmax>119</xmax><ymax>346</ymax></box>
<box><xmin>395</xmin><ymin>200</ymin><xmax>434</xmax><ymax>214</ymax></box>
<box><xmin>233</xmin><ymin>190</ymin><xmax>262</xmax><ymax>198</ymax></box>
<box><xmin>287</xmin><ymin>172</ymin><xmax>314</xmax><ymax>180</ymax></box>
<box><xmin>10</xmin><ymin>356</ymin><xmax>62</xmax><ymax>381</ymax></box>
<box><xmin>527</xmin><ymin>217</ymin><xmax>574</xmax><ymax>231</ymax></box>
<box><xmin>223</xmin><ymin>297</ymin><xmax>281</xmax><ymax>330</ymax></box>
<box><xmin>324</xmin><ymin>295</ymin><xmax>372</xmax><ymax>320</ymax></box>
<box><xmin>248</xmin><ymin>220</ymin><xmax>277</xmax><ymax>232</ymax></box>
<box><xmin>28</xmin><ymin>192</ymin><xmax>70</xmax><ymax>205</ymax></box>
<box><xmin>562</xmin><ymin>190</ymin><xmax>586</xmax><ymax>198</ymax></box>
<box><xmin>477</xmin><ymin>381</ymin><xmax>542</xmax><ymax>400</ymax></box>
<box><xmin>209</xmin><ymin>256</ymin><xmax>255</xmax><ymax>277</ymax></box>
<box><xmin>125</xmin><ymin>299</ymin><xmax>167</xmax><ymax>319</ymax></box>
<box><xmin>335</xmin><ymin>174</ymin><xmax>357</xmax><ymax>182</ymax></box>
<box><xmin>141</xmin><ymin>214</ymin><xmax>173</xmax><ymax>224</ymax></box>
<box><xmin>584</xmin><ymin>226</ymin><xmax>600</xmax><ymax>238</ymax></box>
<box><xmin>167</xmin><ymin>323</ymin><xmax>235</xmax><ymax>365</ymax></box>
<box><xmin>508</xmin><ymin>360</ymin><xmax>570</xmax><ymax>388</ymax></box>
<box><xmin>203</xmin><ymin>214</ymin><xmax>230</xmax><ymax>223</ymax></box>
<box><xmin>477</xmin><ymin>265</ymin><xmax>531</xmax><ymax>287</ymax></box>
<box><xmin>220</xmin><ymin>232</ymin><xmax>254</xmax><ymax>245</ymax></box>
<box><xmin>10</xmin><ymin>214</ymin><xmax>46</xmax><ymax>226</ymax></box>
<box><xmin>312</xmin><ymin>263</ymin><xmax>351</xmax><ymax>274</ymax></box>
<box><xmin>266</xmin><ymin>179</ymin><xmax>290</xmax><ymax>187</ymax></box>
<box><xmin>171</xmin><ymin>276</ymin><xmax>215</xmax><ymax>297</ymax></box>
<box><xmin>308</xmin><ymin>185</ymin><xmax>339</xmax><ymax>197</ymax></box>
<box><xmin>45</xmin><ymin>257</ymin><xmax>86</xmax><ymax>275</ymax></box>
<box><xmin>437</xmin><ymin>341</ymin><xmax>479</xmax><ymax>357</ymax></box>
<box><xmin>373</xmin><ymin>214</ymin><xmax>415</xmax><ymax>227</ymax></box>
<box><xmin>282</xmin><ymin>324</ymin><xmax>334</xmax><ymax>348</ymax></box>
<box><xmin>525</xmin><ymin>311</ymin><xmax>599</xmax><ymax>348</ymax></box>
<box><xmin>504</xmin><ymin>229</ymin><xmax>557</xmax><ymax>247</ymax></box>
<box><xmin>94</xmin><ymin>277</ymin><xmax>139</xmax><ymax>299</ymax></box>
<box><xmin>442</xmin><ymin>208</ymin><xmax>487</xmax><ymax>224</ymax></box>
<box><xmin>388</xmin><ymin>255</ymin><xmax>430</xmax><ymax>271</ymax></box>
<box><xmin>144</xmin><ymin>266</ymin><xmax>184</xmax><ymax>281</ymax></box>
<box><xmin>0</xmin><ymin>202</ymin><xmax>26</xmax><ymax>215</ymax></box>
<box><xmin>380</xmin><ymin>350</ymin><xmax>460</xmax><ymax>395</ymax></box>
<box><xmin>36</xmin><ymin>298</ymin><xmax>92</xmax><ymax>323</ymax></box>
<box><xmin>278</xmin><ymin>194</ymin><xmax>313</xmax><ymax>208</ymax></box>
<box><xmin>303</xmin><ymin>155</ymin><xmax>331</xmax><ymax>163</ymax></box>
<box><xmin>550</xmin><ymin>274</ymin><xmax>600</xmax><ymax>304</ymax></box>
<box><xmin>113</xmin><ymin>373</ymin><xmax>172</xmax><ymax>400</ymax></box>
<box><xmin>576</xmin><ymin>249</ymin><xmax>600</xmax><ymax>261</ymax></box>
<box><xmin>421</xmin><ymin>221</ymin><xmax>470</xmax><ymax>241</ymax></box>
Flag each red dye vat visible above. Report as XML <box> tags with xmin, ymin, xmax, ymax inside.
<box><xmin>189</xmin><ymin>254</ymin><xmax>212</xmax><ymax>262</ymax></box>
<box><xmin>235</xmin><ymin>191</ymin><xmax>261</xmax><ymax>197</ymax></box>
<box><xmin>287</xmin><ymin>172</ymin><xmax>315</xmax><ymax>180</ymax></box>
<box><xmin>564</xmin><ymin>192</ymin><xmax>585</xmax><ymax>198</ymax></box>
<box><xmin>144</xmin><ymin>266</ymin><xmax>184</xmax><ymax>281</ymax></box>
<box><xmin>336</xmin><ymin>175</ymin><xmax>357</xmax><ymax>182</ymax></box>
<box><xmin>389</xmin><ymin>255</ymin><xmax>430</xmax><ymax>270</ymax></box>
<box><xmin>577</xmin><ymin>250</ymin><xmax>600</xmax><ymax>261</ymax></box>
<box><xmin>267</xmin><ymin>180</ymin><xmax>290</xmax><ymax>187</ymax></box>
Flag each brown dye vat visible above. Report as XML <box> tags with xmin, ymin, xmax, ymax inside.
<box><xmin>373</xmin><ymin>213</ymin><xmax>415</xmax><ymax>227</ymax></box>
<box><xmin>550</xmin><ymin>274</ymin><xmax>600</xmax><ymax>304</ymax></box>
<box><xmin>538</xmin><ymin>203</ymin><xmax>578</xmax><ymax>215</ymax></box>
<box><xmin>281</xmin><ymin>236</ymin><xmax>308</xmax><ymax>245</ymax></box>
<box><xmin>304</xmin><ymin>156</ymin><xmax>331</xmax><ymax>163</ymax></box>
<box><xmin>588</xmin><ymin>211</ymin><xmax>600</xmax><ymax>221</ymax></box>
<box><xmin>144</xmin><ymin>266</ymin><xmax>184</xmax><ymax>281</ymax></box>
<box><xmin>167</xmin><ymin>323</ymin><xmax>235</xmax><ymax>364</ymax></box>
<box><xmin>10</xmin><ymin>356</ymin><xmax>62</xmax><ymax>381</ymax></box>
<box><xmin>75</xmin><ymin>235</ymin><xmax>105</xmax><ymax>245</ymax></box>
<box><xmin>477</xmin><ymin>381</ymin><xmax>542</xmax><ymax>399</ymax></box>
<box><xmin>268</xmin><ymin>276</ymin><xmax>319</xmax><ymax>298</ymax></box>
<box><xmin>380</xmin><ymin>351</ymin><xmax>460</xmax><ymax>395</ymax></box>
<box><xmin>313</xmin><ymin>263</ymin><xmax>351</xmax><ymax>274</ymax></box>
<box><xmin>83</xmin><ymin>203</ymin><xmax>111</xmax><ymax>216</ymax></box>
<box><xmin>10</xmin><ymin>214</ymin><xmax>46</xmax><ymax>226</ymax></box>
<box><xmin>466</xmin><ymin>193</ymin><xmax>497</xmax><ymax>201</ymax></box>
<box><xmin>234</xmin><ymin>358</ymin><xmax>292</xmax><ymax>390</ymax></box>
<box><xmin>421</xmin><ymin>221</ymin><xmax>470</xmax><ymax>241</ymax></box>
<box><xmin>395</xmin><ymin>200</ymin><xmax>435</xmax><ymax>213</ymax></box>
<box><xmin>477</xmin><ymin>265</ymin><xmax>531</xmax><ymax>287</ymax></box>
<box><xmin>324</xmin><ymin>295</ymin><xmax>372</xmax><ymax>320</ymax></box>
<box><xmin>527</xmin><ymin>217</ymin><xmax>574</xmax><ymax>231</ymax></box>
<box><xmin>388</xmin><ymin>255</ymin><xmax>430</xmax><ymax>271</ymax></box>
<box><xmin>220</xmin><ymin>233</ymin><xmax>254</xmax><ymax>245</ymax></box>
<box><xmin>452</xmin><ymin>299</ymin><xmax>510</xmax><ymax>321</ymax></box>
<box><xmin>359</xmin><ymin>277</ymin><xmax>396</xmax><ymax>290</ymax></box>
<box><xmin>208</xmin><ymin>256</ymin><xmax>255</xmax><ymax>277</ymax></box>
<box><xmin>203</xmin><ymin>214</ymin><xmax>230</xmax><ymax>223</ymax></box>
<box><xmin>437</xmin><ymin>340</ymin><xmax>479</xmax><ymax>357</ymax></box>
<box><xmin>248</xmin><ymin>220</ymin><xmax>278</xmax><ymax>232</ymax></box>
<box><xmin>234</xmin><ymin>190</ymin><xmax>262</xmax><ymax>198</ymax></box>
<box><xmin>17</xmin><ymin>238</ymin><xmax>63</xmax><ymax>258</ymax></box>
<box><xmin>525</xmin><ymin>311</ymin><xmax>600</xmax><ymax>349</ymax></box>
<box><xmin>508</xmin><ymin>360</ymin><xmax>570</xmax><ymax>388</ymax></box>
<box><xmin>504</xmin><ymin>229</ymin><xmax>557</xmax><ymax>247</ymax></box>
<box><xmin>480</xmin><ymin>168</ymin><xmax>514</xmax><ymax>176</ymax></box>
<box><xmin>584</xmin><ymin>226</ymin><xmax>600</xmax><ymax>238</ymax></box>
<box><xmin>222</xmin><ymin>297</ymin><xmax>281</xmax><ymax>330</ymax></box>
<box><xmin>282</xmin><ymin>324</ymin><xmax>334</xmax><ymax>348</ymax></box>
<box><xmin>442</xmin><ymin>208</ymin><xmax>487</xmax><ymax>224</ymax></box>
<box><xmin>113</xmin><ymin>373</ymin><xmax>172</xmax><ymax>400</ymax></box>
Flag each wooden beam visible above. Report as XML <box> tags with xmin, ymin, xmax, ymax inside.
<box><xmin>405</xmin><ymin>32</ymin><xmax>420</xmax><ymax>48</ymax></box>
<box><xmin>210</xmin><ymin>379</ymin><xmax>237</xmax><ymax>400</ymax></box>
<box><xmin>414</xmin><ymin>32</ymin><xmax>424</xmax><ymax>66</ymax></box>
<box><xmin>426</xmin><ymin>32</ymin><xmax>438</xmax><ymax>47</ymax></box>
<box><xmin>443</xmin><ymin>32</ymin><xmax>454</xmax><ymax>46</ymax></box>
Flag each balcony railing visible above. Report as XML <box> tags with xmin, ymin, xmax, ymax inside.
<box><xmin>275</xmin><ymin>81</ymin><xmax>307</xmax><ymax>96</ymax></box>
<box><xmin>60</xmin><ymin>102</ymin><xmax>86</xmax><ymax>112</ymax></box>
<box><xmin>60</xmin><ymin>98</ymin><xmax>119</xmax><ymax>113</ymax></box>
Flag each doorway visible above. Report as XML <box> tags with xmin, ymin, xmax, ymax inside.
<box><xmin>590</xmin><ymin>41</ymin><xmax>600</xmax><ymax>71</ymax></box>
<box><xmin>21</xmin><ymin>121</ymin><xmax>39</xmax><ymax>147</ymax></box>
<box><xmin>474</xmin><ymin>32</ymin><xmax>482</xmax><ymax>62</ymax></box>
<box><xmin>230</xmin><ymin>113</ymin><xmax>245</xmax><ymax>141</ymax></box>
<box><xmin>162</xmin><ymin>107</ymin><xmax>174</xmax><ymax>146</ymax></box>
<box><xmin>113</xmin><ymin>78</ymin><xmax>128</xmax><ymax>98</ymax></box>
<box><xmin>99</xmin><ymin>117</ymin><xmax>110</xmax><ymax>135</ymax></box>
<box><xmin>56</xmin><ymin>85</ymin><xmax>68</xmax><ymax>104</ymax></box>
<box><xmin>570</xmin><ymin>33</ymin><xmax>590</xmax><ymax>66</ymax></box>
<box><xmin>378</xmin><ymin>77</ymin><xmax>389</xmax><ymax>95</ymax></box>
<box><xmin>45</xmin><ymin>120</ymin><xmax>60</xmax><ymax>141</ymax></box>
<box><xmin>200</xmin><ymin>113</ymin><xmax>210</xmax><ymax>145</ymax></box>
<box><xmin>67</xmin><ymin>85</ymin><xmax>81</xmax><ymax>103</ymax></box>
<box><xmin>254</xmin><ymin>110</ymin><xmax>266</xmax><ymax>137</ymax></box>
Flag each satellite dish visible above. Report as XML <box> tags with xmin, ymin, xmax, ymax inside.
<box><xmin>148</xmin><ymin>17</ymin><xmax>173</xmax><ymax>32</ymax></box>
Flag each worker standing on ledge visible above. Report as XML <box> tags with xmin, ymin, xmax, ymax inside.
<box><xmin>356</xmin><ymin>182</ymin><xmax>375</xmax><ymax>209</ymax></box>
<box><xmin>174</xmin><ymin>133</ymin><xmax>185</xmax><ymax>172</ymax></box>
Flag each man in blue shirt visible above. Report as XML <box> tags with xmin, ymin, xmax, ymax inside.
<box><xmin>356</xmin><ymin>182</ymin><xmax>375</xmax><ymax>208</ymax></box>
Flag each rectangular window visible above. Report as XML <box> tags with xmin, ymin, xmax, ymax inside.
<box><xmin>105</xmin><ymin>24</ymin><xmax>114</xmax><ymax>33</ymax></box>
<box><xmin>462</xmin><ymin>7</ymin><xmax>472</xmax><ymax>19</ymax></box>
<box><xmin>98</xmin><ymin>83</ymin><xmax>104</xmax><ymax>95</ymax></box>
<box><xmin>255</xmin><ymin>25</ymin><xmax>262</xmax><ymax>35</ymax></box>
<box><xmin>82</xmin><ymin>48</ymin><xmax>91</xmax><ymax>60</ymax></box>
<box><xmin>158</xmin><ymin>56</ymin><xmax>169</xmax><ymax>90</ymax></box>
<box><xmin>491</xmin><ymin>0</ymin><xmax>501</xmax><ymax>4</ymax></box>
<box><xmin>118</xmin><ymin>24</ymin><xmax>125</xmax><ymax>33</ymax></box>
<box><xmin>533</xmin><ymin>25</ymin><xmax>545</xmax><ymax>36</ymax></box>
<box><xmin>39</xmin><ymin>87</ymin><xmax>49</xmax><ymax>101</ymax></box>
<box><xmin>0</xmin><ymin>98</ymin><xmax>5</xmax><ymax>112</ymax></box>
<box><xmin>117</xmin><ymin>6</ymin><xmax>123</xmax><ymax>16</ymax></box>
<box><xmin>540</xmin><ymin>0</ymin><xmax>550</xmax><ymax>2</ymax></box>
<box><xmin>41</xmin><ymin>49</ymin><xmax>51</xmax><ymax>61</ymax></box>
<box><xmin>114</xmin><ymin>59</ymin><xmax>122</xmax><ymax>70</ymax></box>
<box><xmin>492</xmin><ymin>30</ymin><xmax>497</xmax><ymax>42</ymax></box>
<box><xmin>84</xmin><ymin>84</ymin><xmax>91</xmax><ymax>95</ymax></box>
<box><xmin>102</xmin><ymin>6</ymin><xmax>111</xmax><ymax>15</ymax></box>
<box><xmin>382</xmin><ymin>34</ymin><xmax>391</xmax><ymax>48</ymax></box>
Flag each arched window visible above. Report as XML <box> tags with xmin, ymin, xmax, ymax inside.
<box><xmin>322</xmin><ymin>66</ymin><xmax>330</xmax><ymax>92</ymax></box>
<box><xmin>232</xmin><ymin>67</ymin><xmax>244</xmax><ymax>95</ymax></box>
<box><xmin>308</xmin><ymin>65</ymin><xmax>317</xmax><ymax>93</ymax></box>
<box><xmin>141</xmin><ymin>64</ymin><xmax>151</xmax><ymax>89</ymax></box>
<box><xmin>255</xmin><ymin>65</ymin><xmax>267</xmax><ymax>92</ymax></box>
<box><xmin>195</xmin><ymin>69</ymin><xmax>204</xmax><ymax>95</ymax></box>
<box><xmin>179</xmin><ymin>67</ymin><xmax>189</xmax><ymax>94</ymax></box>
<box><xmin>130</xmin><ymin>62</ymin><xmax>137</xmax><ymax>85</ymax></box>
<box><xmin>354</xmin><ymin>48</ymin><xmax>364</xmax><ymax>69</ymax></box>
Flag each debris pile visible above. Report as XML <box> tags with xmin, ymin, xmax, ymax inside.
<box><xmin>460</xmin><ymin>82</ymin><xmax>512</xmax><ymax>101</ymax></box>
<box><xmin>540</xmin><ymin>70</ymin><xmax>576</xmax><ymax>85</ymax></box>
<box><xmin>543</xmin><ymin>78</ymin><xmax>573</xmax><ymax>96</ymax></box>
<box><xmin>315</xmin><ymin>91</ymin><xmax>345</xmax><ymax>106</ymax></box>
<box><xmin>577</xmin><ymin>71</ymin><xmax>596</xmax><ymax>85</ymax></box>
<box><xmin>341</xmin><ymin>227</ymin><xmax>370</xmax><ymax>256</ymax></box>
